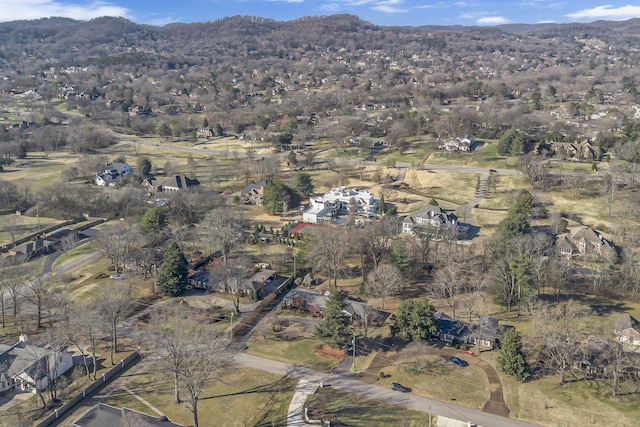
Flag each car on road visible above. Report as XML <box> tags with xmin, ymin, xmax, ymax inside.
<box><xmin>110</xmin><ymin>274</ymin><xmax>122</xmax><ymax>280</ymax></box>
<box><xmin>450</xmin><ymin>356</ymin><xmax>469</xmax><ymax>367</ymax></box>
<box><xmin>391</xmin><ymin>382</ymin><xmax>412</xmax><ymax>393</ymax></box>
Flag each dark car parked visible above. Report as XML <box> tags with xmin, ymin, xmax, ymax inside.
<box><xmin>450</xmin><ymin>356</ymin><xmax>469</xmax><ymax>367</ymax></box>
<box><xmin>391</xmin><ymin>382</ymin><xmax>412</xmax><ymax>393</ymax></box>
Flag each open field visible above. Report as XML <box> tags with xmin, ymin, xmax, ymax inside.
<box><xmin>0</xmin><ymin>214</ymin><xmax>61</xmax><ymax>246</ymax></box>
<box><xmin>102</xmin><ymin>364</ymin><xmax>296</xmax><ymax>427</ymax></box>
<box><xmin>306</xmin><ymin>387</ymin><xmax>433</xmax><ymax>426</ymax></box>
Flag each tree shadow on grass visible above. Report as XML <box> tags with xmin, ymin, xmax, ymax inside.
<box><xmin>203</xmin><ymin>373</ymin><xmax>298</xmax><ymax>400</ymax></box>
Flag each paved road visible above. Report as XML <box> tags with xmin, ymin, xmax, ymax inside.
<box><xmin>233</xmin><ymin>353</ymin><xmax>538</xmax><ymax>427</ymax></box>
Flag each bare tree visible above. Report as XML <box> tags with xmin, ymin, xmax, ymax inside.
<box><xmin>431</xmin><ymin>257</ymin><xmax>467</xmax><ymax>319</ymax></box>
<box><xmin>202</xmin><ymin>207</ymin><xmax>243</xmax><ymax>263</ymax></box>
<box><xmin>601</xmin><ymin>173</ymin><xmax>617</xmax><ymax>218</ymax></box>
<box><xmin>22</xmin><ymin>266</ymin><xmax>57</xmax><ymax>329</ymax></box>
<box><xmin>538</xmin><ymin>301</ymin><xmax>590</xmax><ymax>384</ymax></box>
<box><xmin>208</xmin><ymin>258</ymin><xmax>249</xmax><ymax>313</ymax></box>
<box><xmin>68</xmin><ymin>304</ymin><xmax>104</xmax><ymax>380</ymax></box>
<box><xmin>151</xmin><ymin>308</ymin><xmax>188</xmax><ymax>404</ymax></box>
<box><xmin>179</xmin><ymin>329</ymin><xmax>228</xmax><ymax>427</ymax></box>
<box><xmin>96</xmin><ymin>222</ymin><xmax>139</xmax><ymax>275</ymax></box>
<box><xmin>307</xmin><ymin>227</ymin><xmax>351</xmax><ymax>289</ymax></box>
<box><xmin>96</xmin><ymin>283</ymin><xmax>132</xmax><ymax>365</ymax></box>
<box><xmin>365</xmin><ymin>263</ymin><xmax>404</xmax><ymax>310</ymax></box>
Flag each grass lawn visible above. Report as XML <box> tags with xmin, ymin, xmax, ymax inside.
<box><xmin>51</xmin><ymin>240</ymin><xmax>98</xmax><ymax>269</ymax></box>
<box><xmin>247</xmin><ymin>334</ymin><xmax>343</xmax><ymax>371</ymax></box>
<box><xmin>306</xmin><ymin>387</ymin><xmax>433</xmax><ymax>427</ymax></box>
<box><xmin>0</xmin><ymin>214</ymin><xmax>61</xmax><ymax>246</ymax></box>
<box><xmin>375</xmin><ymin>352</ymin><xmax>489</xmax><ymax>410</ymax></box>
<box><xmin>103</xmin><ymin>364</ymin><xmax>296</xmax><ymax>427</ymax></box>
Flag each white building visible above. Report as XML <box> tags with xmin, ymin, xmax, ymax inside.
<box><xmin>303</xmin><ymin>186</ymin><xmax>379</xmax><ymax>224</ymax></box>
<box><xmin>94</xmin><ymin>162</ymin><xmax>131</xmax><ymax>186</ymax></box>
<box><xmin>0</xmin><ymin>334</ymin><xmax>74</xmax><ymax>393</ymax></box>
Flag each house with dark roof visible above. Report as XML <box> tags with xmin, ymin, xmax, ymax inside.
<box><xmin>8</xmin><ymin>237</ymin><xmax>57</xmax><ymax>260</ymax></box>
<box><xmin>402</xmin><ymin>204</ymin><xmax>466</xmax><ymax>241</ymax></box>
<box><xmin>240</xmin><ymin>180</ymin><xmax>267</xmax><ymax>205</ymax></box>
<box><xmin>434</xmin><ymin>312</ymin><xmax>473</xmax><ymax>344</ymax></box>
<box><xmin>556</xmin><ymin>226</ymin><xmax>615</xmax><ymax>259</ymax></box>
<box><xmin>472</xmin><ymin>316</ymin><xmax>511</xmax><ymax>350</ymax></box>
<box><xmin>0</xmin><ymin>334</ymin><xmax>73</xmax><ymax>393</ymax></box>
<box><xmin>615</xmin><ymin>314</ymin><xmax>640</xmax><ymax>349</ymax></box>
<box><xmin>74</xmin><ymin>403</ymin><xmax>183</xmax><ymax>427</ymax></box>
<box><xmin>94</xmin><ymin>162</ymin><xmax>131</xmax><ymax>186</ymax></box>
<box><xmin>159</xmin><ymin>175</ymin><xmax>200</xmax><ymax>192</ymax></box>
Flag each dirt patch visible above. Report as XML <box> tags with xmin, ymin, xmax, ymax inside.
<box><xmin>316</xmin><ymin>344</ymin><xmax>346</xmax><ymax>360</ymax></box>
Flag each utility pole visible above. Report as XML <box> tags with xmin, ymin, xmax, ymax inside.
<box><xmin>230</xmin><ymin>311</ymin><xmax>234</xmax><ymax>341</ymax></box>
<box><xmin>351</xmin><ymin>333</ymin><xmax>356</xmax><ymax>372</ymax></box>
<box><xmin>428</xmin><ymin>405</ymin><xmax>432</xmax><ymax>427</ymax></box>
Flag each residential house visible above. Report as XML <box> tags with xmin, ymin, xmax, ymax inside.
<box><xmin>94</xmin><ymin>162</ymin><xmax>132</xmax><ymax>186</ymax></box>
<box><xmin>8</xmin><ymin>237</ymin><xmax>57</xmax><ymax>260</ymax></box>
<box><xmin>158</xmin><ymin>175</ymin><xmax>200</xmax><ymax>192</ymax></box>
<box><xmin>141</xmin><ymin>177</ymin><xmax>158</xmax><ymax>193</ymax></box>
<box><xmin>402</xmin><ymin>204</ymin><xmax>466</xmax><ymax>240</ymax></box>
<box><xmin>209</xmin><ymin>268</ymin><xmax>276</xmax><ymax>300</ymax></box>
<box><xmin>0</xmin><ymin>334</ymin><xmax>73</xmax><ymax>393</ymax></box>
<box><xmin>197</xmin><ymin>127</ymin><xmax>215</xmax><ymax>138</ymax></box>
<box><xmin>556</xmin><ymin>226</ymin><xmax>615</xmax><ymax>258</ymax></box>
<box><xmin>438</xmin><ymin>134</ymin><xmax>475</xmax><ymax>151</ymax></box>
<box><xmin>303</xmin><ymin>186</ymin><xmax>378</xmax><ymax>224</ymax></box>
<box><xmin>615</xmin><ymin>314</ymin><xmax>640</xmax><ymax>348</ymax></box>
<box><xmin>240</xmin><ymin>180</ymin><xmax>267</xmax><ymax>205</ymax></box>
<box><xmin>74</xmin><ymin>403</ymin><xmax>183</xmax><ymax>427</ymax></box>
<box><xmin>547</xmin><ymin>139</ymin><xmax>602</xmax><ymax>161</ymax></box>
<box><xmin>128</xmin><ymin>105</ymin><xmax>153</xmax><ymax>117</ymax></box>
<box><xmin>434</xmin><ymin>312</ymin><xmax>473</xmax><ymax>344</ymax></box>
<box><xmin>188</xmin><ymin>270</ymin><xmax>209</xmax><ymax>290</ymax></box>
<box><xmin>282</xmin><ymin>288</ymin><xmax>329</xmax><ymax>315</ymax></box>
<box><xmin>472</xmin><ymin>316</ymin><xmax>510</xmax><ymax>350</ymax></box>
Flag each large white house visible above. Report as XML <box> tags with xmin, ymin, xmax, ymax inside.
<box><xmin>94</xmin><ymin>161</ymin><xmax>131</xmax><ymax>186</ymax></box>
<box><xmin>303</xmin><ymin>186</ymin><xmax>379</xmax><ymax>224</ymax></box>
<box><xmin>402</xmin><ymin>204</ymin><xmax>467</xmax><ymax>241</ymax></box>
<box><xmin>0</xmin><ymin>334</ymin><xmax>73</xmax><ymax>393</ymax></box>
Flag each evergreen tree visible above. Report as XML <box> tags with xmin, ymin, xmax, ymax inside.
<box><xmin>496</xmin><ymin>190</ymin><xmax>532</xmax><ymax>240</ymax></box>
<box><xmin>379</xmin><ymin>195</ymin><xmax>386</xmax><ymax>214</ymax></box>
<box><xmin>496</xmin><ymin>328</ymin><xmax>529</xmax><ymax>381</ymax></box>
<box><xmin>315</xmin><ymin>290</ymin><xmax>350</xmax><ymax>349</ymax></box>
<box><xmin>158</xmin><ymin>243</ymin><xmax>188</xmax><ymax>296</ymax></box>
<box><xmin>395</xmin><ymin>298</ymin><xmax>437</xmax><ymax>342</ymax></box>
<box><xmin>262</xmin><ymin>180</ymin><xmax>299</xmax><ymax>214</ymax></box>
<box><xmin>141</xmin><ymin>208</ymin><xmax>167</xmax><ymax>234</ymax></box>
<box><xmin>137</xmin><ymin>157</ymin><xmax>152</xmax><ymax>176</ymax></box>
<box><xmin>390</xmin><ymin>240</ymin><xmax>409</xmax><ymax>273</ymax></box>
<box><xmin>293</xmin><ymin>172</ymin><xmax>314</xmax><ymax>198</ymax></box>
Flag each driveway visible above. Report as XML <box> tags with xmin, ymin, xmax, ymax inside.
<box><xmin>233</xmin><ymin>353</ymin><xmax>538</xmax><ymax>427</ymax></box>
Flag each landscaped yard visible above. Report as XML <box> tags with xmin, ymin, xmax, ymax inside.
<box><xmin>247</xmin><ymin>333</ymin><xmax>344</xmax><ymax>371</ymax></box>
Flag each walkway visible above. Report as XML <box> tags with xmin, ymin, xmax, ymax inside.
<box><xmin>286</xmin><ymin>380</ymin><xmax>320</xmax><ymax>427</ymax></box>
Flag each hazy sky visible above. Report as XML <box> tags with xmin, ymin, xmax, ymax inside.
<box><xmin>3</xmin><ymin>0</ymin><xmax>640</xmax><ymax>27</ymax></box>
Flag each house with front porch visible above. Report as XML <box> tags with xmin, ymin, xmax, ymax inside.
<box><xmin>556</xmin><ymin>226</ymin><xmax>615</xmax><ymax>259</ymax></box>
<box><xmin>0</xmin><ymin>334</ymin><xmax>73</xmax><ymax>393</ymax></box>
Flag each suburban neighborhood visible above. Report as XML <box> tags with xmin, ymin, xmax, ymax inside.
<box><xmin>1</xmin><ymin>10</ymin><xmax>640</xmax><ymax>427</ymax></box>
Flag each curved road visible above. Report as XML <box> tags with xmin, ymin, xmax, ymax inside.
<box><xmin>233</xmin><ymin>353</ymin><xmax>538</xmax><ymax>427</ymax></box>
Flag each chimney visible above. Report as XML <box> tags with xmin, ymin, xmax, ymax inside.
<box><xmin>19</xmin><ymin>334</ymin><xmax>28</xmax><ymax>343</ymax></box>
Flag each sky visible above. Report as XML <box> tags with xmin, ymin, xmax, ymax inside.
<box><xmin>2</xmin><ymin>0</ymin><xmax>640</xmax><ymax>27</ymax></box>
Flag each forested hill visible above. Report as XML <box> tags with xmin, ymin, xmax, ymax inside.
<box><xmin>2</xmin><ymin>14</ymin><xmax>640</xmax><ymax>66</ymax></box>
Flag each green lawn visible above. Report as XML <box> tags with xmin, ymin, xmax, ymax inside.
<box><xmin>102</xmin><ymin>364</ymin><xmax>297</xmax><ymax>427</ymax></box>
<box><xmin>375</xmin><ymin>353</ymin><xmax>489</xmax><ymax>410</ymax></box>
<box><xmin>306</xmin><ymin>387</ymin><xmax>433</xmax><ymax>427</ymax></box>
<box><xmin>247</xmin><ymin>334</ymin><xmax>343</xmax><ymax>371</ymax></box>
